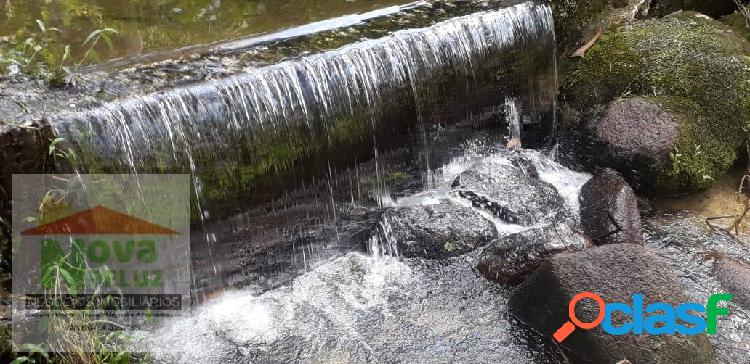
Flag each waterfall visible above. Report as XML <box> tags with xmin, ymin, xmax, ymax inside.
<box><xmin>52</xmin><ymin>1</ymin><xmax>555</xmax><ymax>209</ymax></box>
<box><xmin>505</xmin><ymin>96</ymin><xmax>522</xmax><ymax>142</ymax></box>
<box><xmin>47</xmin><ymin>1</ymin><xmax>556</xmax><ymax>293</ymax></box>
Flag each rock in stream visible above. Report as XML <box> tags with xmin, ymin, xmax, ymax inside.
<box><xmin>477</xmin><ymin>223</ymin><xmax>592</xmax><ymax>285</ymax></box>
<box><xmin>377</xmin><ymin>201</ymin><xmax>497</xmax><ymax>259</ymax></box>
<box><xmin>509</xmin><ymin>244</ymin><xmax>717</xmax><ymax>364</ymax></box>
<box><xmin>579</xmin><ymin>169</ymin><xmax>644</xmax><ymax>245</ymax></box>
<box><xmin>451</xmin><ymin>155</ymin><xmax>572</xmax><ymax>226</ymax></box>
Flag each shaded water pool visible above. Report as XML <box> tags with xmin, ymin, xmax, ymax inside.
<box><xmin>0</xmin><ymin>0</ymin><xmax>412</xmax><ymax>65</ymax></box>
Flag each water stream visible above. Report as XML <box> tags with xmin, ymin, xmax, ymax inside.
<box><xmin>142</xmin><ymin>147</ymin><xmax>588</xmax><ymax>363</ymax></box>
<box><xmin>18</xmin><ymin>0</ymin><xmax>749</xmax><ymax>362</ymax></box>
<box><xmin>49</xmin><ymin>1</ymin><xmax>557</xmax><ymax>298</ymax></box>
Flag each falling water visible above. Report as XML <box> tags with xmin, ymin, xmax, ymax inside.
<box><xmin>52</xmin><ymin>1</ymin><xmax>556</xmax><ymax>213</ymax></box>
<box><xmin>505</xmin><ymin>97</ymin><xmax>522</xmax><ymax>141</ymax></box>
<box><xmin>46</xmin><ymin>1</ymin><xmax>557</xmax><ymax>297</ymax></box>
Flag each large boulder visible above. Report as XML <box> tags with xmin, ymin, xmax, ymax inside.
<box><xmin>714</xmin><ymin>256</ymin><xmax>750</xmax><ymax>309</ymax></box>
<box><xmin>509</xmin><ymin>244</ymin><xmax>716</xmax><ymax>363</ymax></box>
<box><xmin>579</xmin><ymin>169</ymin><xmax>644</xmax><ymax>245</ymax></box>
<box><xmin>378</xmin><ymin>201</ymin><xmax>496</xmax><ymax>259</ymax></box>
<box><xmin>564</xmin><ymin>13</ymin><xmax>750</xmax><ymax>195</ymax></box>
<box><xmin>452</xmin><ymin>157</ymin><xmax>571</xmax><ymax>226</ymax></box>
<box><xmin>477</xmin><ymin>223</ymin><xmax>591</xmax><ymax>285</ymax></box>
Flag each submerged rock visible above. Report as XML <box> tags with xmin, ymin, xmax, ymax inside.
<box><xmin>714</xmin><ymin>256</ymin><xmax>750</xmax><ymax>309</ymax></box>
<box><xmin>477</xmin><ymin>223</ymin><xmax>591</xmax><ymax>285</ymax></box>
<box><xmin>564</xmin><ymin>13</ymin><xmax>750</xmax><ymax>195</ymax></box>
<box><xmin>452</xmin><ymin>157</ymin><xmax>571</xmax><ymax>226</ymax></box>
<box><xmin>509</xmin><ymin>244</ymin><xmax>716</xmax><ymax>364</ymax></box>
<box><xmin>380</xmin><ymin>202</ymin><xmax>496</xmax><ymax>259</ymax></box>
<box><xmin>579</xmin><ymin>169</ymin><xmax>644</xmax><ymax>245</ymax></box>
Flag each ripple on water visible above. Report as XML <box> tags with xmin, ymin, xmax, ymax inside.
<box><xmin>144</xmin><ymin>252</ymin><xmax>564</xmax><ymax>363</ymax></box>
<box><xmin>645</xmin><ymin>212</ymin><xmax>750</xmax><ymax>363</ymax></box>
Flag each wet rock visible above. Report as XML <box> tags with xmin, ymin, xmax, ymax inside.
<box><xmin>509</xmin><ymin>244</ymin><xmax>717</xmax><ymax>364</ymax></box>
<box><xmin>477</xmin><ymin>223</ymin><xmax>591</xmax><ymax>285</ymax></box>
<box><xmin>509</xmin><ymin>153</ymin><xmax>540</xmax><ymax>179</ymax></box>
<box><xmin>714</xmin><ymin>256</ymin><xmax>750</xmax><ymax>309</ymax></box>
<box><xmin>0</xmin><ymin>122</ymin><xmax>55</xmax><ymax>220</ymax></box>
<box><xmin>564</xmin><ymin>14</ymin><xmax>750</xmax><ymax>195</ymax></box>
<box><xmin>648</xmin><ymin>0</ymin><xmax>744</xmax><ymax>18</ymax></box>
<box><xmin>641</xmin><ymin>213</ymin><xmax>750</xmax><ymax>362</ymax></box>
<box><xmin>579</xmin><ymin>169</ymin><xmax>644</xmax><ymax>245</ymax></box>
<box><xmin>381</xmin><ymin>202</ymin><xmax>496</xmax><ymax>259</ymax></box>
<box><xmin>452</xmin><ymin>158</ymin><xmax>571</xmax><ymax>226</ymax></box>
<box><xmin>590</xmin><ymin>97</ymin><xmax>680</xmax><ymax>189</ymax></box>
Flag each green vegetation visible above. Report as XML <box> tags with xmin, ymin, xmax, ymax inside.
<box><xmin>10</xmin><ymin>255</ymin><xmax>138</xmax><ymax>364</ymax></box>
<box><xmin>0</xmin><ymin>0</ymin><xmax>410</xmax><ymax>73</ymax></box>
<box><xmin>4</xmin><ymin>177</ymin><xmax>163</xmax><ymax>363</ymax></box>
<box><xmin>550</xmin><ymin>0</ymin><xmax>610</xmax><ymax>51</ymax></box>
<box><xmin>654</xmin><ymin>96</ymin><xmax>735</xmax><ymax>192</ymax></box>
<box><xmin>0</xmin><ymin>18</ymin><xmax>118</xmax><ymax>85</ymax></box>
<box><xmin>565</xmin><ymin>13</ymin><xmax>750</xmax><ymax>193</ymax></box>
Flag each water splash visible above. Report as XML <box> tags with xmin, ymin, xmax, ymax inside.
<box><xmin>368</xmin><ymin>216</ymin><xmax>400</xmax><ymax>258</ymax></box>
<box><xmin>506</xmin><ymin>97</ymin><xmax>522</xmax><ymax>141</ymax></box>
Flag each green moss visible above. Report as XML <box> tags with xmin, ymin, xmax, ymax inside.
<box><xmin>722</xmin><ymin>6</ymin><xmax>750</xmax><ymax>42</ymax></box>
<box><xmin>647</xmin><ymin>96</ymin><xmax>738</xmax><ymax>193</ymax></box>
<box><xmin>385</xmin><ymin>171</ymin><xmax>410</xmax><ymax>184</ymax></box>
<box><xmin>551</xmin><ymin>0</ymin><xmax>610</xmax><ymax>50</ymax></box>
<box><xmin>200</xmin><ymin>114</ymin><xmax>371</xmax><ymax>204</ymax></box>
<box><xmin>551</xmin><ymin>0</ymin><xmax>637</xmax><ymax>53</ymax></box>
<box><xmin>565</xmin><ymin>14</ymin><xmax>750</xmax><ymax>193</ymax></box>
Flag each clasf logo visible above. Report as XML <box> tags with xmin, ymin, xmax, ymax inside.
<box><xmin>553</xmin><ymin>292</ymin><xmax>733</xmax><ymax>342</ymax></box>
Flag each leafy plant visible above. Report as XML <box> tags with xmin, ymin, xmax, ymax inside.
<box><xmin>48</xmin><ymin>137</ymin><xmax>79</xmax><ymax>170</ymax></box>
<box><xmin>0</xmin><ymin>20</ymin><xmax>118</xmax><ymax>86</ymax></box>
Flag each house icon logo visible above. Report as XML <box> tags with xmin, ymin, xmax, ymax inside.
<box><xmin>11</xmin><ymin>174</ymin><xmax>191</xmax><ymax>352</ymax></box>
<box><xmin>21</xmin><ymin>205</ymin><xmax>181</xmax><ymax>291</ymax></box>
<box><xmin>21</xmin><ymin>205</ymin><xmax>179</xmax><ymax>236</ymax></box>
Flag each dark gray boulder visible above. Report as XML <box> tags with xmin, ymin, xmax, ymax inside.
<box><xmin>579</xmin><ymin>169</ymin><xmax>644</xmax><ymax>245</ymax></box>
<box><xmin>509</xmin><ymin>244</ymin><xmax>716</xmax><ymax>364</ymax></box>
<box><xmin>591</xmin><ymin>97</ymin><xmax>680</xmax><ymax>189</ymax></box>
<box><xmin>452</xmin><ymin>158</ymin><xmax>571</xmax><ymax>226</ymax></box>
<box><xmin>477</xmin><ymin>223</ymin><xmax>591</xmax><ymax>285</ymax></box>
<box><xmin>714</xmin><ymin>256</ymin><xmax>750</xmax><ymax>309</ymax></box>
<box><xmin>380</xmin><ymin>202</ymin><xmax>496</xmax><ymax>259</ymax></box>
